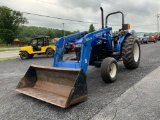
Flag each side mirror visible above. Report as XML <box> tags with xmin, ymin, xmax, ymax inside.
<box><xmin>123</xmin><ymin>24</ymin><xmax>130</xmax><ymax>30</ymax></box>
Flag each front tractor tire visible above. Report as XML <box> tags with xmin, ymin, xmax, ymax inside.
<box><xmin>46</xmin><ymin>49</ymin><xmax>54</xmax><ymax>57</ymax></box>
<box><xmin>20</xmin><ymin>51</ymin><xmax>29</xmax><ymax>60</ymax></box>
<box><xmin>122</xmin><ymin>36</ymin><xmax>140</xmax><ymax>69</ymax></box>
<box><xmin>101</xmin><ymin>57</ymin><xmax>118</xmax><ymax>83</ymax></box>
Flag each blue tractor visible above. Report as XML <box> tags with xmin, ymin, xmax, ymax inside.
<box><xmin>16</xmin><ymin>7</ymin><xmax>140</xmax><ymax>108</ymax></box>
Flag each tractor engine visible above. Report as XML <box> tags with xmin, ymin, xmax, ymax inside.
<box><xmin>75</xmin><ymin>40</ymin><xmax>112</xmax><ymax>65</ymax></box>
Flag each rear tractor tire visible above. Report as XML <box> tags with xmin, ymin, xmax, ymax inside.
<box><xmin>46</xmin><ymin>49</ymin><xmax>54</xmax><ymax>57</ymax></box>
<box><xmin>122</xmin><ymin>36</ymin><xmax>140</xmax><ymax>69</ymax></box>
<box><xmin>20</xmin><ymin>51</ymin><xmax>29</xmax><ymax>60</ymax></box>
<box><xmin>101</xmin><ymin>57</ymin><xmax>118</xmax><ymax>83</ymax></box>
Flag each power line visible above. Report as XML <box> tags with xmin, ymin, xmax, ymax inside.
<box><xmin>21</xmin><ymin>11</ymin><xmax>141</xmax><ymax>27</ymax></box>
<box><xmin>21</xmin><ymin>11</ymin><xmax>98</xmax><ymax>24</ymax></box>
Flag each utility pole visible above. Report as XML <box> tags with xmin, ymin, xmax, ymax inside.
<box><xmin>62</xmin><ymin>23</ymin><xmax>65</xmax><ymax>36</ymax></box>
<box><xmin>157</xmin><ymin>14</ymin><xmax>159</xmax><ymax>37</ymax></box>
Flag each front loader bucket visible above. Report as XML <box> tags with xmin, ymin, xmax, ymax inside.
<box><xmin>16</xmin><ymin>65</ymin><xmax>87</xmax><ymax>108</ymax></box>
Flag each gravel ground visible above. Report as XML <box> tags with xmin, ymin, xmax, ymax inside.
<box><xmin>0</xmin><ymin>42</ymin><xmax>160</xmax><ymax>120</ymax></box>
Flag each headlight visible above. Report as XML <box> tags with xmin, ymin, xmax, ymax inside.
<box><xmin>75</xmin><ymin>44</ymin><xmax>82</xmax><ymax>48</ymax></box>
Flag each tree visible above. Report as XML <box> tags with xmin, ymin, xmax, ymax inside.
<box><xmin>18</xmin><ymin>26</ymin><xmax>77</xmax><ymax>41</ymax></box>
<box><xmin>89</xmin><ymin>24</ymin><xmax>95</xmax><ymax>33</ymax></box>
<box><xmin>0</xmin><ymin>6</ymin><xmax>28</xmax><ymax>44</ymax></box>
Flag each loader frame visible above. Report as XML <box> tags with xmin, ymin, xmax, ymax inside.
<box><xmin>53</xmin><ymin>9</ymin><xmax>131</xmax><ymax>74</ymax></box>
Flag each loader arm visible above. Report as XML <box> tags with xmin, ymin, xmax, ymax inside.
<box><xmin>53</xmin><ymin>27</ymin><xmax>112</xmax><ymax>74</ymax></box>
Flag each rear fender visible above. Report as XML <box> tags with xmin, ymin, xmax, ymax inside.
<box><xmin>19</xmin><ymin>50</ymin><xmax>28</xmax><ymax>55</ymax></box>
<box><xmin>45</xmin><ymin>47</ymin><xmax>54</xmax><ymax>51</ymax></box>
<box><xmin>116</xmin><ymin>33</ymin><xmax>131</xmax><ymax>53</ymax></box>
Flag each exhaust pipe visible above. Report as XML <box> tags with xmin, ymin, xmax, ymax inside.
<box><xmin>100</xmin><ymin>7</ymin><xmax>104</xmax><ymax>29</ymax></box>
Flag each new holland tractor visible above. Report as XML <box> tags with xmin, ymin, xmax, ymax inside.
<box><xmin>16</xmin><ymin>7</ymin><xmax>140</xmax><ymax>108</ymax></box>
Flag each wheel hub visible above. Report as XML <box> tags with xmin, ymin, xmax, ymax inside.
<box><xmin>133</xmin><ymin>43</ymin><xmax>139</xmax><ymax>62</ymax></box>
<box><xmin>110</xmin><ymin>63</ymin><xmax>117</xmax><ymax>78</ymax></box>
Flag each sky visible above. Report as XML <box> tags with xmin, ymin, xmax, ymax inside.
<box><xmin>1</xmin><ymin>0</ymin><xmax>160</xmax><ymax>33</ymax></box>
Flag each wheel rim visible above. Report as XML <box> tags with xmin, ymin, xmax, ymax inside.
<box><xmin>133</xmin><ymin>42</ymin><xmax>139</xmax><ymax>62</ymax></box>
<box><xmin>21</xmin><ymin>53</ymin><xmax>27</xmax><ymax>59</ymax></box>
<box><xmin>109</xmin><ymin>63</ymin><xmax>117</xmax><ymax>78</ymax></box>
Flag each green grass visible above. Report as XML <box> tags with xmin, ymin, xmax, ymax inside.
<box><xmin>0</xmin><ymin>56</ymin><xmax>19</xmax><ymax>62</ymax></box>
<box><xmin>0</xmin><ymin>47</ymin><xmax>20</xmax><ymax>52</ymax></box>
